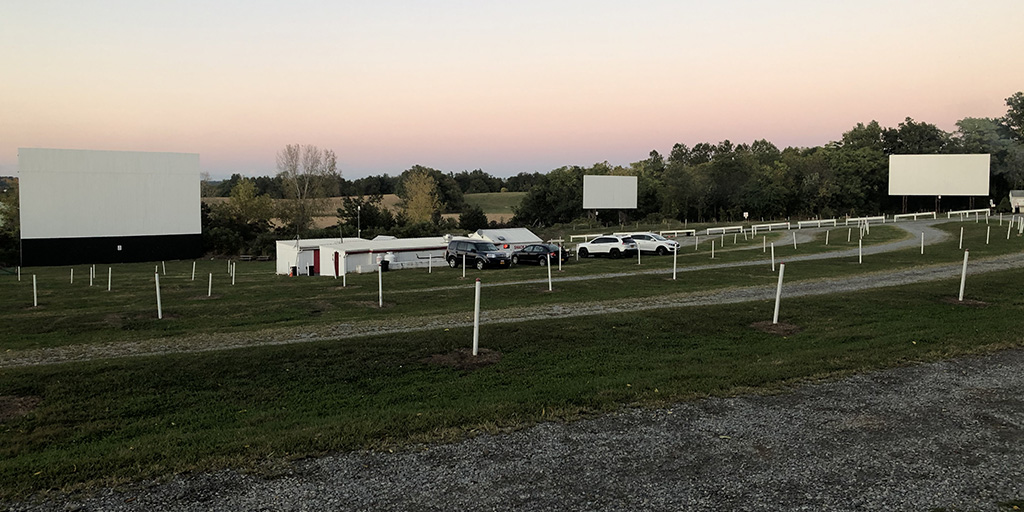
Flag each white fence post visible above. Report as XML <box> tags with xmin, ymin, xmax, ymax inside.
<box><xmin>959</xmin><ymin>250</ymin><xmax>969</xmax><ymax>301</ymax></box>
<box><xmin>773</xmin><ymin>263</ymin><xmax>785</xmax><ymax>324</ymax></box>
<box><xmin>959</xmin><ymin>226</ymin><xmax>964</xmax><ymax>249</ymax></box>
<box><xmin>155</xmin><ymin>273</ymin><xmax>163</xmax><ymax>320</ymax></box>
<box><xmin>859</xmin><ymin>239</ymin><xmax>862</xmax><ymax>264</ymax></box>
<box><xmin>770</xmin><ymin>243</ymin><xmax>775</xmax><ymax>271</ymax></box>
<box><xmin>825</xmin><ymin>230</ymin><xmax>829</xmax><ymax>246</ymax></box>
<box><xmin>547</xmin><ymin>254</ymin><xmax>553</xmax><ymax>292</ymax></box>
<box><xmin>711</xmin><ymin>240</ymin><xmax>715</xmax><ymax>259</ymax></box>
<box><xmin>32</xmin><ymin>275</ymin><xmax>38</xmax><ymax>307</ymax></box>
<box><xmin>107</xmin><ymin>267</ymin><xmax>112</xmax><ymax>291</ymax></box>
<box><xmin>672</xmin><ymin>244</ymin><xmax>678</xmax><ymax>281</ymax></box>
<box><xmin>192</xmin><ymin>261</ymin><xmax>196</xmax><ymax>281</ymax></box>
<box><xmin>208</xmin><ymin>273</ymin><xmax>213</xmax><ymax>297</ymax></box>
<box><xmin>378</xmin><ymin>260</ymin><xmax>384</xmax><ymax>307</ymax></box>
<box><xmin>472</xmin><ymin>278</ymin><xmax>481</xmax><ymax>356</ymax></box>
<box><xmin>921</xmin><ymin>232</ymin><xmax>924</xmax><ymax>255</ymax></box>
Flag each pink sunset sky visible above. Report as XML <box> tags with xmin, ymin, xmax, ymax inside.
<box><xmin>2</xmin><ymin>0</ymin><xmax>1022</xmax><ymax>179</ymax></box>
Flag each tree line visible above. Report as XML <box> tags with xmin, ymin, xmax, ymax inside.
<box><xmin>514</xmin><ymin>93</ymin><xmax>1024</xmax><ymax>227</ymax></box>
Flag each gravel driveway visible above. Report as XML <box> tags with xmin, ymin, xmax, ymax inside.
<box><xmin>10</xmin><ymin>349</ymin><xmax>1023</xmax><ymax>511</ymax></box>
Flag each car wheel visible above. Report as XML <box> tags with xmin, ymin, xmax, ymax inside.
<box><xmin>539</xmin><ymin>257</ymin><xmax>547</xmax><ymax>267</ymax></box>
<box><xmin>656</xmin><ymin>246</ymin><xmax>667</xmax><ymax>256</ymax></box>
<box><xmin>610</xmin><ymin>249</ymin><xmax>621</xmax><ymax>259</ymax></box>
<box><xmin>578</xmin><ymin>248</ymin><xmax>589</xmax><ymax>258</ymax></box>
<box><xmin>476</xmin><ymin>259</ymin><xmax>485</xmax><ymax>270</ymax></box>
<box><xmin>512</xmin><ymin>255</ymin><xmax>519</xmax><ymax>265</ymax></box>
<box><xmin>448</xmin><ymin>257</ymin><xmax>458</xmax><ymax>268</ymax></box>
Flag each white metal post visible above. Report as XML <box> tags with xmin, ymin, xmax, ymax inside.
<box><xmin>192</xmin><ymin>261</ymin><xmax>196</xmax><ymax>281</ymax></box>
<box><xmin>695</xmin><ymin>235</ymin><xmax>699</xmax><ymax>251</ymax></box>
<box><xmin>70</xmin><ymin>268</ymin><xmax>74</xmax><ymax>284</ymax></box>
<box><xmin>921</xmin><ymin>232</ymin><xmax>924</xmax><ymax>255</ymax></box>
<box><xmin>547</xmin><ymin>254</ymin><xmax>552</xmax><ymax>292</ymax></box>
<box><xmin>107</xmin><ymin>267</ymin><xmax>111</xmax><ymax>291</ymax></box>
<box><xmin>428</xmin><ymin>254</ymin><xmax>432</xmax><ymax>274</ymax></box>
<box><xmin>462</xmin><ymin>253</ymin><xmax>466</xmax><ymax>278</ymax></box>
<box><xmin>773</xmin><ymin>263</ymin><xmax>785</xmax><ymax>324</ymax></box>
<box><xmin>1008</xmin><ymin>218</ymin><xmax>1013</xmax><ymax>240</ymax></box>
<box><xmin>848</xmin><ymin>228</ymin><xmax>851</xmax><ymax>242</ymax></box>
<box><xmin>770</xmin><ymin>243</ymin><xmax>775</xmax><ymax>271</ymax></box>
<box><xmin>711</xmin><ymin>240</ymin><xmax>715</xmax><ymax>259</ymax></box>
<box><xmin>825</xmin><ymin>230</ymin><xmax>829</xmax><ymax>246</ymax></box>
<box><xmin>231</xmin><ymin>262</ymin><xmax>236</xmax><ymax>286</ymax></box>
<box><xmin>672</xmin><ymin>244</ymin><xmax>677</xmax><ymax>280</ymax></box>
<box><xmin>959</xmin><ymin>226</ymin><xmax>963</xmax><ymax>249</ymax></box>
<box><xmin>762</xmin><ymin>236</ymin><xmax>766</xmax><ymax>253</ymax></box>
<box><xmin>208</xmin><ymin>273</ymin><xmax>212</xmax><ymax>297</ymax></box>
<box><xmin>986</xmin><ymin>226</ymin><xmax>991</xmax><ymax>245</ymax></box>
<box><xmin>155</xmin><ymin>273</ymin><xmax>163</xmax><ymax>320</ymax></box>
<box><xmin>162</xmin><ymin>261</ymin><xmax>166</xmax><ymax>275</ymax></box>
<box><xmin>858</xmin><ymin>239</ymin><xmax>862</xmax><ymax>264</ymax></box>
<box><xmin>558</xmin><ymin>246</ymin><xmax>562</xmax><ymax>272</ymax></box>
<box><xmin>637</xmin><ymin>246</ymin><xmax>641</xmax><ymax>265</ymax></box>
<box><xmin>378</xmin><ymin>260</ymin><xmax>384</xmax><ymax>307</ymax></box>
<box><xmin>32</xmin><ymin>275</ymin><xmax>38</xmax><ymax>307</ymax></box>
<box><xmin>89</xmin><ymin>266</ymin><xmax>93</xmax><ymax>287</ymax></box>
<box><xmin>959</xmin><ymin>250</ymin><xmax>969</xmax><ymax>301</ymax></box>
<box><xmin>17</xmin><ymin>266</ymin><xmax>20</xmax><ymax>281</ymax></box>
<box><xmin>792</xmin><ymin>232</ymin><xmax>797</xmax><ymax>249</ymax></box>
<box><xmin>472</xmin><ymin>278</ymin><xmax>481</xmax><ymax>356</ymax></box>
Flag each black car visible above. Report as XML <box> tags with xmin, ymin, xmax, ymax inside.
<box><xmin>511</xmin><ymin>243</ymin><xmax>568</xmax><ymax>266</ymax></box>
<box><xmin>445</xmin><ymin>240</ymin><xmax>511</xmax><ymax>270</ymax></box>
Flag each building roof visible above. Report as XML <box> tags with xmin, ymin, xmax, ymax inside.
<box><xmin>276</xmin><ymin>237</ymin><xmax>367</xmax><ymax>250</ymax></box>
<box><xmin>320</xmin><ymin>236</ymin><xmax>447</xmax><ymax>254</ymax></box>
<box><xmin>468</xmin><ymin>228</ymin><xmax>541</xmax><ymax>243</ymax></box>
<box><xmin>1010</xmin><ymin>190</ymin><xmax>1024</xmax><ymax>199</ymax></box>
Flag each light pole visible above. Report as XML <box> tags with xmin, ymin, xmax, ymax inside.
<box><xmin>357</xmin><ymin>205</ymin><xmax>361</xmax><ymax>239</ymax></box>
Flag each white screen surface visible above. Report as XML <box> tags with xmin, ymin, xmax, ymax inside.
<box><xmin>888</xmin><ymin>154</ymin><xmax>990</xmax><ymax>196</ymax></box>
<box><xmin>19</xmin><ymin>148</ymin><xmax>200</xmax><ymax>239</ymax></box>
<box><xmin>583</xmin><ymin>175</ymin><xmax>638</xmax><ymax>209</ymax></box>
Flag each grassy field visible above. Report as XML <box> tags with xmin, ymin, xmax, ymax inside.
<box><xmin>1</xmin><ymin>221</ymin><xmax>1023</xmax><ymax>498</ymax></box>
<box><xmin>462</xmin><ymin>191</ymin><xmax>526</xmax><ymax>222</ymax></box>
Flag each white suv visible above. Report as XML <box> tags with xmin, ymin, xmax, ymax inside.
<box><xmin>576</xmin><ymin>235</ymin><xmax>638</xmax><ymax>259</ymax></box>
<box><xmin>619</xmin><ymin>232</ymin><xmax>680</xmax><ymax>255</ymax></box>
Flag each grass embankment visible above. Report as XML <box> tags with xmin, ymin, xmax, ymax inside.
<box><xmin>0</xmin><ymin>221</ymin><xmax>1022</xmax><ymax>498</ymax></box>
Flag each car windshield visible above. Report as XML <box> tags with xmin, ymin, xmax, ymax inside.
<box><xmin>475</xmin><ymin>242</ymin><xmax>499</xmax><ymax>251</ymax></box>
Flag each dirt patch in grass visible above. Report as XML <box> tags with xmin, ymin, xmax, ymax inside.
<box><xmin>941</xmin><ymin>297</ymin><xmax>990</xmax><ymax>308</ymax></box>
<box><xmin>0</xmin><ymin>396</ymin><xmax>41</xmax><ymax>423</ymax></box>
<box><xmin>423</xmin><ymin>348</ymin><xmax>502</xmax><ymax>370</ymax></box>
<box><xmin>750</xmin><ymin>321</ymin><xmax>802</xmax><ymax>336</ymax></box>
<box><xmin>351</xmin><ymin>301</ymin><xmax>395</xmax><ymax>309</ymax></box>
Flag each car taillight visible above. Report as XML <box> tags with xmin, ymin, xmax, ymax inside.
<box><xmin>503</xmin><ymin>244</ymin><xmax>509</xmax><ymax>249</ymax></box>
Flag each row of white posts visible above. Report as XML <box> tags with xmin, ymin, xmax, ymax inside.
<box><xmin>23</xmin><ymin>261</ymin><xmax>240</xmax><ymax>317</ymax></box>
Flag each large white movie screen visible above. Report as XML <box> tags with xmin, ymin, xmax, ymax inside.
<box><xmin>888</xmin><ymin>154</ymin><xmax>990</xmax><ymax>196</ymax></box>
<box><xmin>19</xmin><ymin>148</ymin><xmax>200</xmax><ymax>239</ymax></box>
<box><xmin>582</xmin><ymin>175</ymin><xmax>638</xmax><ymax>209</ymax></box>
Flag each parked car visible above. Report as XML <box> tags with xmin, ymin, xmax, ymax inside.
<box><xmin>511</xmin><ymin>243</ymin><xmax>568</xmax><ymax>266</ymax></box>
<box><xmin>619</xmin><ymin>232</ymin><xmax>680</xmax><ymax>255</ymax></box>
<box><xmin>445</xmin><ymin>240</ymin><xmax>511</xmax><ymax>270</ymax></box>
<box><xmin>575</xmin><ymin>235</ymin><xmax>638</xmax><ymax>259</ymax></box>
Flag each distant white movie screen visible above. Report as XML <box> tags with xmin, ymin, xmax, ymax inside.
<box><xmin>888</xmin><ymin>154</ymin><xmax>990</xmax><ymax>196</ymax></box>
<box><xmin>582</xmin><ymin>175</ymin><xmax>638</xmax><ymax>209</ymax></box>
<box><xmin>19</xmin><ymin>148</ymin><xmax>200</xmax><ymax>239</ymax></box>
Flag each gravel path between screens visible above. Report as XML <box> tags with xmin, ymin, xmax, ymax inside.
<box><xmin>3</xmin><ymin>220</ymin><xmax>1021</xmax><ymax>370</ymax></box>
<box><xmin>8</xmin><ymin>348</ymin><xmax>1024</xmax><ymax>511</ymax></box>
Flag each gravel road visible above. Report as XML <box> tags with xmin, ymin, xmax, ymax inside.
<box><xmin>9</xmin><ymin>348</ymin><xmax>1023</xmax><ymax>511</ymax></box>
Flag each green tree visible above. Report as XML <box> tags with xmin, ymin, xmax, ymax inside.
<box><xmin>459</xmin><ymin>205</ymin><xmax>489</xmax><ymax>231</ymax></box>
<box><xmin>1003</xmin><ymin>91</ymin><xmax>1024</xmax><ymax>142</ymax></box>
<box><xmin>337</xmin><ymin>194</ymin><xmax>396</xmax><ymax>237</ymax></box>
<box><xmin>400</xmin><ymin>169</ymin><xmax>442</xmax><ymax>223</ymax></box>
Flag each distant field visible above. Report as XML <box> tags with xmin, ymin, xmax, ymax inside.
<box><xmin>205</xmin><ymin>192</ymin><xmax>523</xmax><ymax>228</ymax></box>
<box><xmin>463</xmin><ymin>191</ymin><xmax>526</xmax><ymax>223</ymax></box>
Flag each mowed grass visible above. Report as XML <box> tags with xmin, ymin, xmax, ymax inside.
<box><xmin>0</xmin><ymin>222</ymin><xmax>1017</xmax><ymax>352</ymax></box>
<box><xmin>1</xmin><ymin>220</ymin><xmax>1023</xmax><ymax>498</ymax></box>
<box><xmin>2</xmin><ymin>267</ymin><xmax>1024</xmax><ymax>498</ymax></box>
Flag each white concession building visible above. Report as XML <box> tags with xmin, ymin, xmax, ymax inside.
<box><xmin>276</xmin><ymin>236</ymin><xmax>448</xmax><ymax>276</ymax></box>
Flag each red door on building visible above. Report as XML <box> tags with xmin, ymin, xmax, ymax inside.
<box><xmin>313</xmin><ymin>249</ymin><xmax>320</xmax><ymax>275</ymax></box>
<box><xmin>333</xmin><ymin>252</ymin><xmax>339</xmax><ymax>278</ymax></box>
